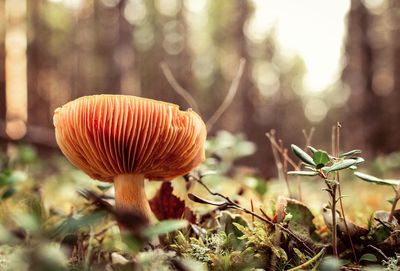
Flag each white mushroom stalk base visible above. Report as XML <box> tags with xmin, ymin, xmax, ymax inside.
<box><xmin>114</xmin><ymin>174</ymin><xmax>154</xmax><ymax>229</ymax></box>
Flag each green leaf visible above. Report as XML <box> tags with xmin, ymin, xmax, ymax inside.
<box><xmin>387</xmin><ymin>197</ymin><xmax>395</xmax><ymax>205</ymax></box>
<box><xmin>359</xmin><ymin>253</ymin><xmax>378</xmax><ymax>262</ymax></box>
<box><xmin>354</xmin><ymin>172</ymin><xmax>381</xmax><ymax>182</ymax></box>
<box><xmin>340</xmin><ymin>149</ymin><xmax>362</xmax><ymax>157</ymax></box>
<box><xmin>313</xmin><ymin>150</ymin><xmax>330</xmax><ymax>168</ymax></box>
<box><xmin>0</xmin><ymin>170</ymin><xmax>27</xmax><ymax>187</ymax></box>
<box><xmin>287</xmin><ymin>171</ymin><xmax>318</xmax><ymax>176</ymax></box>
<box><xmin>142</xmin><ymin>220</ymin><xmax>188</xmax><ymax>239</ymax></box>
<box><xmin>354</xmin><ymin>172</ymin><xmax>400</xmax><ymax>186</ymax></box>
<box><xmin>13</xmin><ymin>212</ymin><xmax>41</xmax><ymax>232</ymax></box>
<box><xmin>351</xmin><ymin>157</ymin><xmax>365</xmax><ymax>164</ymax></box>
<box><xmin>326</xmin><ymin>159</ymin><xmax>358</xmax><ymax>173</ymax></box>
<box><xmin>50</xmin><ymin>211</ymin><xmax>107</xmax><ymax>238</ymax></box>
<box><xmin>307</xmin><ymin>146</ymin><xmax>318</xmax><ymax>154</ymax></box>
<box><xmin>320</xmin><ymin>256</ymin><xmax>343</xmax><ymax>270</ymax></box>
<box><xmin>188</xmin><ymin>193</ymin><xmax>225</xmax><ymax>206</ymax></box>
<box><xmin>255</xmin><ymin>179</ymin><xmax>267</xmax><ymax>196</ymax></box>
<box><xmin>18</xmin><ymin>145</ymin><xmax>37</xmax><ymax>164</ymax></box>
<box><xmin>291</xmin><ymin>144</ymin><xmax>316</xmax><ymax>166</ymax></box>
<box><xmin>244</xmin><ymin>177</ymin><xmax>268</xmax><ymax>196</ymax></box>
<box><xmin>1</xmin><ymin>187</ymin><xmax>16</xmax><ymax>200</ymax></box>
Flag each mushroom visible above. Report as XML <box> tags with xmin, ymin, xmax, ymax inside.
<box><xmin>53</xmin><ymin>95</ymin><xmax>206</xmax><ymax>226</ymax></box>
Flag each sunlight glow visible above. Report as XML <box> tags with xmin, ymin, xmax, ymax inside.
<box><xmin>251</xmin><ymin>0</ymin><xmax>350</xmax><ymax>93</ymax></box>
<box><xmin>5</xmin><ymin>0</ymin><xmax>27</xmax><ymax>140</ymax></box>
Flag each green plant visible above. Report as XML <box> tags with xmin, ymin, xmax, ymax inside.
<box><xmin>354</xmin><ymin>172</ymin><xmax>400</xmax><ymax>223</ymax></box>
<box><xmin>288</xmin><ymin>144</ymin><xmax>364</xmax><ymax>257</ymax></box>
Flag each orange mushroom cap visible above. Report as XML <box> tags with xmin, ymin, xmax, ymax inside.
<box><xmin>53</xmin><ymin>95</ymin><xmax>206</xmax><ymax>182</ymax></box>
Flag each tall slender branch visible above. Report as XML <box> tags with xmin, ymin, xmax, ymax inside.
<box><xmin>335</xmin><ymin>123</ymin><xmax>357</xmax><ymax>262</ymax></box>
<box><xmin>160</xmin><ymin>62</ymin><xmax>199</xmax><ymax>113</ymax></box>
<box><xmin>267</xmin><ymin>130</ymin><xmax>293</xmax><ymax>198</ymax></box>
<box><xmin>206</xmin><ymin>58</ymin><xmax>246</xmax><ymax>132</ymax></box>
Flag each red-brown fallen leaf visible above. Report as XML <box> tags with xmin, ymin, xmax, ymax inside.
<box><xmin>149</xmin><ymin>182</ymin><xmax>196</xmax><ymax>223</ymax></box>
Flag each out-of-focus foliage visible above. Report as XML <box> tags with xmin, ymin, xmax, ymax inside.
<box><xmin>0</xmin><ymin>131</ymin><xmax>400</xmax><ymax>270</ymax></box>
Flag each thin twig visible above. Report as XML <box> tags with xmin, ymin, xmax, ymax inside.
<box><xmin>250</xmin><ymin>199</ymin><xmax>255</xmax><ymax>226</ymax></box>
<box><xmin>267</xmin><ymin>130</ymin><xmax>292</xmax><ymax>197</ymax></box>
<box><xmin>287</xmin><ymin>248</ymin><xmax>326</xmax><ymax>271</ymax></box>
<box><xmin>192</xmin><ymin>177</ymin><xmax>315</xmax><ymax>256</ymax></box>
<box><xmin>335</xmin><ymin>123</ymin><xmax>358</xmax><ymax>263</ymax></box>
<box><xmin>283</xmin><ymin>149</ymin><xmax>292</xmax><ymax>198</ymax></box>
<box><xmin>259</xmin><ymin>207</ymin><xmax>272</xmax><ymax>221</ymax></box>
<box><xmin>367</xmin><ymin>245</ymin><xmax>389</xmax><ymax>261</ymax></box>
<box><xmin>388</xmin><ymin>191</ymin><xmax>400</xmax><ymax>223</ymax></box>
<box><xmin>160</xmin><ymin>62</ymin><xmax>199</xmax><ymax>113</ymax></box>
<box><xmin>302</xmin><ymin>128</ymin><xmax>315</xmax><ymax>148</ymax></box>
<box><xmin>299</xmin><ymin>128</ymin><xmax>315</xmax><ymax>201</ymax></box>
<box><xmin>330</xmin><ymin>125</ymin><xmax>338</xmax><ymax>257</ymax></box>
<box><xmin>266</xmin><ymin>131</ymin><xmax>299</xmax><ymax>170</ymax></box>
<box><xmin>206</xmin><ymin>58</ymin><xmax>246</xmax><ymax>132</ymax></box>
<box><xmin>267</xmin><ymin>129</ymin><xmax>315</xmax><ymax>200</ymax></box>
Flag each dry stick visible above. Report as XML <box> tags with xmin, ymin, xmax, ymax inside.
<box><xmin>160</xmin><ymin>62</ymin><xmax>200</xmax><ymax>113</ymax></box>
<box><xmin>287</xmin><ymin>248</ymin><xmax>326</xmax><ymax>271</ymax></box>
<box><xmin>268</xmin><ymin>130</ymin><xmax>293</xmax><ymax>198</ymax></box>
<box><xmin>283</xmin><ymin>149</ymin><xmax>291</xmax><ymax>197</ymax></box>
<box><xmin>194</xmin><ymin>178</ymin><xmax>315</xmax><ymax>256</ymax></box>
<box><xmin>330</xmin><ymin>125</ymin><xmax>338</xmax><ymax>257</ymax></box>
<box><xmin>298</xmin><ymin>128</ymin><xmax>315</xmax><ymax>201</ymax></box>
<box><xmin>302</xmin><ymin>128</ymin><xmax>315</xmax><ymax>158</ymax></box>
<box><xmin>367</xmin><ymin>245</ymin><xmax>389</xmax><ymax>261</ymax></box>
<box><xmin>388</xmin><ymin>188</ymin><xmax>400</xmax><ymax>223</ymax></box>
<box><xmin>259</xmin><ymin>208</ymin><xmax>272</xmax><ymax>221</ymax></box>
<box><xmin>266</xmin><ymin>132</ymin><xmax>299</xmax><ymax>171</ymax></box>
<box><xmin>250</xmin><ymin>199</ymin><xmax>255</xmax><ymax>226</ymax></box>
<box><xmin>302</xmin><ymin>128</ymin><xmax>315</xmax><ymax>146</ymax></box>
<box><xmin>266</xmin><ymin>128</ymin><xmax>314</xmax><ymax>201</ymax></box>
<box><xmin>335</xmin><ymin>123</ymin><xmax>357</xmax><ymax>263</ymax></box>
<box><xmin>266</xmin><ymin>131</ymin><xmax>301</xmax><ymax>199</ymax></box>
<box><xmin>206</xmin><ymin>58</ymin><xmax>246</xmax><ymax>132</ymax></box>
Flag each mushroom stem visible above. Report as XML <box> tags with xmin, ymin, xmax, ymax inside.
<box><xmin>114</xmin><ymin>174</ymin><xmax>154</xmax><ymax>228</ymax></box>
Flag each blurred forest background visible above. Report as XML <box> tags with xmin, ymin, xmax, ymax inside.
<box><xmin>0</xmin><ymin>0</ymin><xmax>399</xmax><ymax>178</ymax></box>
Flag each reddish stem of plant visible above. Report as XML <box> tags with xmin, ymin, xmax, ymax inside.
<box><xmin>330</xmin><ymin>184</ymin><xmax>338</xmax><ymax>257</ymax></box>
<box><xmin>388</xmin><ymin>188</ymin><xmax>400</xmax><ymax>223</ymax></box>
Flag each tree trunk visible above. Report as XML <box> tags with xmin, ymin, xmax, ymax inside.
<box><xmin>342</xmin><ymin>0</ymin><xmax>381</xmax><ymax>154</ymax></box>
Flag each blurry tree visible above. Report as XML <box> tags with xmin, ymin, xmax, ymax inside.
<box><xmin>342</xmin><ymin>0</ymin><xmax>400</xmax><ymax>155</ymax></box>
<box><xmin>387</xmin><ymin>0</ymin><xmax>400</xmax><ymax>151</ymax></box>
<box><xmin>203</xmin><ymin>0</ymin><xmax>310</xmax><ymax>177</ymax></box>
<box><xmin>0</xmin><ymin>0</ymin><xmax>339</xmax><ymax>177</ymax></box>
<box><xmin>0</xmin><ymin>1</ymin><xmax>5</xmax><ymax>126</ymax></box>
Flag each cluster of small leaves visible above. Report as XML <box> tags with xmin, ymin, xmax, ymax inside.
<box><xmin>383</xmin><ymin>254</ymin><xmax>400</xmax><ymax>271</ymax></box>
<box><xmin>288</xmin><ymin>144</ymin><xmax>364</xmax><ymax>177</ymax></box>
<box><xmin>171</xmin><ymin>222</ymin><xmax>303</xmax><ymax>271</ymax></box>
<box><xmin>0</xmin><ymin>169</ymin><xmax>27</xmax><ymax>200</ymax></box>
<box><xmin>234</xmin><ymin>221</ymin><xmax>287</xmax><ymax>263</ymax></box>
<box><xmin>171</xmin><ymin>229</ymin><xmax>257</xmax><ymax>270</ymax></box>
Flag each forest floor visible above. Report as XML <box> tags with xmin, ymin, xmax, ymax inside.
<box><xmin>0</xmin><ymin>133</ymin><xmax>399</xmax><ymax>271</ymax></box>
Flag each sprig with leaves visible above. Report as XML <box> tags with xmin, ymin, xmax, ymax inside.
<box><xmin>354</xmin><ymin>172</ymin><xmax>400</xmax><ymax>224</ymax></box>
<box><xmin>288</xmin><ymin>144</ymin><xmax>364</xmax><ymax>257</ymax></box>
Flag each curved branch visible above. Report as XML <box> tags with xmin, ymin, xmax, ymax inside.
<box><xmin>160</xmin><ymin>62</ymin><xmax>200</xmax><ymax>113</ymax></box>
<box><xmin>206</xmin><ymin>58</ymin><xmax>246</xmax><ymax>132</ymax></box>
